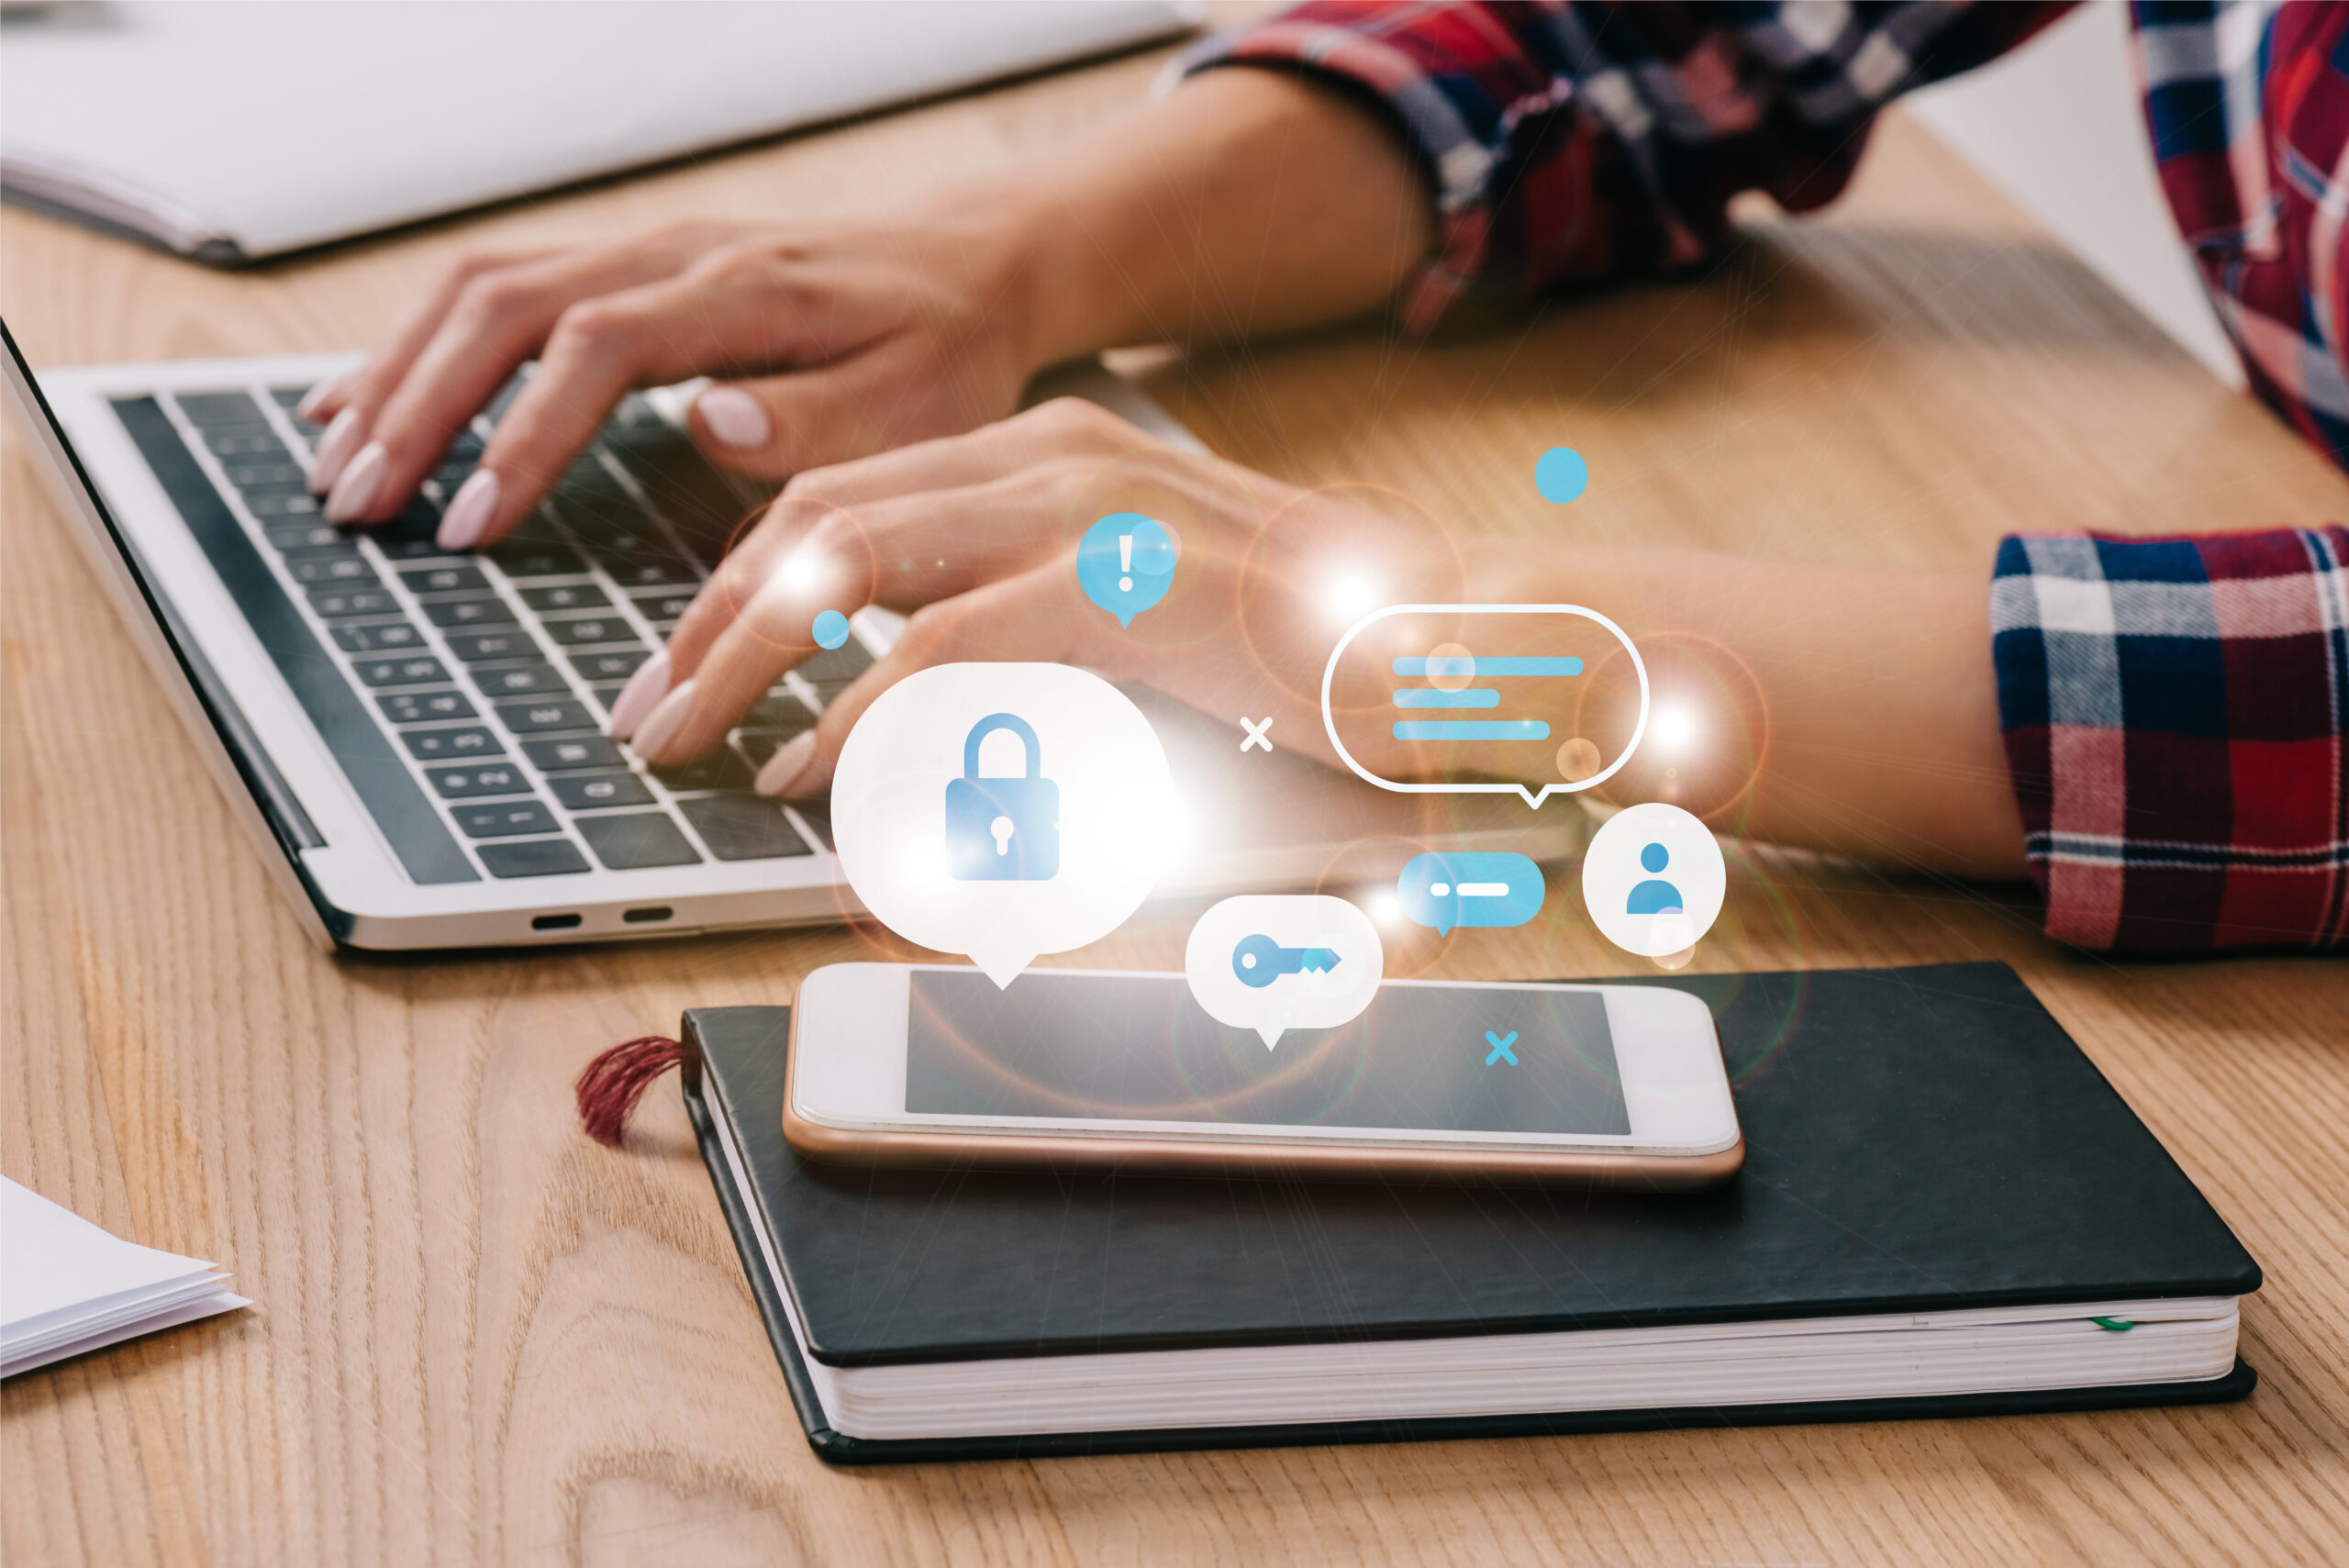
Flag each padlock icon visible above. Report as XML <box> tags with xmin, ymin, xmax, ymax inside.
<box><xmin>943</xmin><ymin>712</ymin><xmax>1059</xmax><ymax>881</ymax></box>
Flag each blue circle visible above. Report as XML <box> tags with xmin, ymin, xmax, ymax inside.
<box><xmin>1535</xmin><ymin>446</ymin><xmax>1588</xmax><ymax>504</ymax></box>
<box><xmin>810</xmin><ymin>609</ymin><xmax>850</xmax><ymax>651</ymax></box>
<box><xmin>1641</xmin><ymin>841</ymin><xmax>1669</xmax><ymax>873</ymax></box>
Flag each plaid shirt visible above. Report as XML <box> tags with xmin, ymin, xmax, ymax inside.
<box><xmin>1186</xmin><ymin>0</ymin><xmax>2349</xmax><ymax>951</ymax></box>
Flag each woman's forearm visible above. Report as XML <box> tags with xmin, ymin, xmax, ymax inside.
<box><xmin>984</xmin><ymin>69</ymin><xmax>1435</xmax><ymax>365</ymax></box>
<box><xmin>1470</xmin><ymin>551</ymin><xmax>2027</xmax><ymax>879</ymax></box>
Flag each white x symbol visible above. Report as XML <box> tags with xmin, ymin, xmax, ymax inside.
<box><xmin>1239</xmin><ymin>717</ymin><xmax>1275</xmax><ymax>752</ymax></box>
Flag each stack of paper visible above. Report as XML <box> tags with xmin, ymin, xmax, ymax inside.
<box><xmin>2</xmin><ymin>1176</ymin><xmax>248</xmax><ymax>1378</ymax></box>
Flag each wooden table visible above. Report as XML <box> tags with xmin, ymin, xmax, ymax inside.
<box><xmin>6</xmin><ymin>26</ymin><xmax>2346</xmax><ymax>1568</ymax></box>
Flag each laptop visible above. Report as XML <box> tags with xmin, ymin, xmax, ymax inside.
<box><xmin>0</xmin><ymin>2</ymin><xmax>1199</xmax><ymax>264</ymax></box>
<box><xmin>4</xmin><ymin>325</ymin><xmax>1581</xmax><ymax>951</ymax></box>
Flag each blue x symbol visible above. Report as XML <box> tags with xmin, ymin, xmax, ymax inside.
<box><xmin>1484</xmin><ymin>1029</ymin><xmax>1520</xmax><ymax>1065</ymax></box>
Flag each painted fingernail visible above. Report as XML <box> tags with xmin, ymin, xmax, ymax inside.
<box><xmin>323</xmin><ymin>440</ymin><xmax>387</xmax><ymax>522</ymax></box>
<box><xmin>755</xmin><ymin>730</ymin><xmax>818</xmax><ymax>797</ymax></box>
<box><xmin>437</xmin><ymin>469</ymin><xmax>499</xmax><ymax>551</ymax></box>
<box><xmin>295</xmin><ymin>373</ymin><xmax>348</xmax><ymax>421</ymax></box>
<box><xmin>696</xmin><ymin>386</ymin><xmax>772</xmax><ymax>450</ymax></box>
<box><xmin>604</xmin><ymin>649</ymin><xmax>673</xmax><ymax>740</ymax></box>
<box><xmin>308</xmin><ymin>406</ymin><xmax>364</xmax><ymax>491</ymax></box>
<box><xmin>629</xmin><ymin>677</ymin><xmax>698</xmax><ymax>761</ymax></box>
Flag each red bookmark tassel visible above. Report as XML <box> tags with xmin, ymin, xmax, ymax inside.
<box><xmin>576</xmin><ymin>1034</ymin><xmax>694</xmax><ymax>1147</ymax></box>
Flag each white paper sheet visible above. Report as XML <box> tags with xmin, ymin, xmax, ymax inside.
<box><xmin>2</xmin><ymin>1175</ymin><xmax>248</xmax><ymax>1378</ymax></box>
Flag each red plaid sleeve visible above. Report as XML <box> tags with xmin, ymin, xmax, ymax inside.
<box><xmin>1178</xmin><ymin>1</ymin><xmax>2070</xmax><ymax>328</ymax></box>
<box><xmin>1991</xmin><ymin>528</ymin><xmax>2349</xmax><ymax>952</ymax></box>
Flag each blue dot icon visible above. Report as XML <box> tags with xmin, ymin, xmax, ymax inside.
<box><xmin>811</xmin><ymin>609</ymin><xmax>850</xmax><ymax>651</ymax></box>
<box><xmin>1535</xmin><ymin>447</ymin><xmax>1588</xmax><ymax>505</ymax></box>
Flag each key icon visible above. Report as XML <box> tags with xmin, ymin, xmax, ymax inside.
<box><xmin>1230</xmin><ymin>933</ymin><xmax>1343</xmax><ymax>989</ymax></box>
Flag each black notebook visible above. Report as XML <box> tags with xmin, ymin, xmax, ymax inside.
<box><xmin>679</xmin><ymin>962</ymin><xmax>2260</xmax><ymax>1464</ymax></box>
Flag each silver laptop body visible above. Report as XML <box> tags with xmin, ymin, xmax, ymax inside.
<box><xmin>5</xmin><ymin>326</ymin><xmax>1580</xmax><ymax>951</ymax></box>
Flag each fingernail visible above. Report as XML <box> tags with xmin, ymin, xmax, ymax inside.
<box><xmin>323</xmin><ymin>440</ymin><xmax>387</xmax><ymax>522</ymax></box>
<box><xmin>437</xmin><ymin>469</ymin><xmax>499</xmax><ymax>551</ymax></box>
<box><xmin>604</xmin><ymin>649</ymin><xmax>673</xmax><ymax>740</ymax></box>
<box><xmin>696</xmin><ymin>386</ymin><xmax>772</xmax><ymax>450</ymax></box>
<box><xmin>756</xmin><ymin>730</ymin><xmax>818</xmax><ymax>797</ymax></box>
<box><xmin>629</xmin><ymin>677</ymin><xmax>698</xmax><ymax>761</ymax></box>
<box><xmin>308</xmin><ymin>406</ymin><xmax>364</xmax><ymax>491</ymax></box>
<box><xmin>295</xmin><ymin>373</ymin><xmax>347</xmax><ymax>421</ymax></box>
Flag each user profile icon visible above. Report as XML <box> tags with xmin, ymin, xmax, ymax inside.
<box><xmin>1581</xmin><ymin>803</ymin><xmax>1725</xmax><ymax>959</ymax></box>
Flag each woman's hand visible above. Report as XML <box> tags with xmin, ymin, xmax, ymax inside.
<box><xmin>609</xmin><ymin>397</ymin><xmax>1468</xmax><ymax>794</ymax></box>
<box><xmin>297</xmin><ymin>69</ymin><xmax>1436</xmax><ymax>555</ymax></box>
<box><xmin>300</xmin><ymin>212</ymin><xmax>1048</xmax><ymax>549</ymax></box>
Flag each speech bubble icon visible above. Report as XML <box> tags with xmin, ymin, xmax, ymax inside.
<box><xmin>1320</xmin><ymin>604</ymin><xmax>1650</xmax><ymax>808</ymax></box>
<box><xmin>831</xmin><ymin>662</ymin><xmax>1175</xmax><ymax>986</ymax></box>
<box><xmin>1396</xmin><ymin>851</ymin><xmax>1547</xmax><ymax>936</ymax></box>
<box><xmin>1076</xmin><ymin>512</ymin><xmax>1178</xmax><ymax>628</ymax></box>
<box><xmin>1581</xmin><ymin>802</ymin><xmax>1726</xmax><ymax>959</ymax></box>
<box><xmin>1185</xmin><ymin>895</ymin><xmax>1383</xmax><ymax>1048</ymax></box>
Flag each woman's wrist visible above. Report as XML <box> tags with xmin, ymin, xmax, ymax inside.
<box><xmin>930</xmin><ymin>69</ymin><xmax>1437</xmax><ymax>373</ymax></box>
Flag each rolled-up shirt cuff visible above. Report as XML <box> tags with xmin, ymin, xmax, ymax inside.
<box><xmin>1988</xmin><ymin>528</ymin><xmax>2349</xmax><ymax>952</ymax></box>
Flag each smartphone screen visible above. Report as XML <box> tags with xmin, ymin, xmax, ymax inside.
<box><xmin>905</xmin><ymin>971</ymin><xmax>1630</xmax><ymax>1136</ymax></box>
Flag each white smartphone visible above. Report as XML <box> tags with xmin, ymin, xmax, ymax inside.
<box><xmin>785</xmin><ymin>964</ymin><xmax>1743</xmax><ymax>1187</ymax></box>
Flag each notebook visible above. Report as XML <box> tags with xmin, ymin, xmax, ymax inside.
<box><xmin>679</xmin><ymin>962</ymin><xmax>2260</xmax><ymax>1463</ymax></box>
<box><xmin>0</xmin><ymin>2</ymin><xmax>1197</xmax><ymax>263</ymax></box>
<box><xmin>1</xmin><ymin>1176</ymin><xmax>249</xmax><ymax>1378</ymax></box>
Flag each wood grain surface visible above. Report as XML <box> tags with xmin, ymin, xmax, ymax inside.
<box><xmin>6</xmin><ymin>25</ymin><xmax>2348</xmax><ymax>1568</ymax></box>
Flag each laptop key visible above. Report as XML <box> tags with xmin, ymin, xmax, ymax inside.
<box><xmin>576</xmin><ymin>812</ymin><xmax>701</xmax><ymax>870</ymax></box>
<box><xmin>379</xmin><ymin>689</ymin><xmax>476</xmax><ymax>725</ymax></box>
<box><xmin>202</xmin><ymin>427</ymin><xmax>288</xmax><ymax>459</ymax></box>
<box><xmin>399</xmin><ymin>562</ymin><xmax>489</xmax><ymax>596</ymax></box>
<box><xmin>176</xmin><ymin>392</ymin><xmax>266</xmax><ymax>427</ymax></box>
<box><xmin>402</xmin><ymin>726</ymin><xmax>502</xmax><ymax>762</ymax></box>
<box><xmin>485</xmin><ymin>535</ymin><xmax>589</xmax><ymax>580</ymax></box>
<box><xmin>308</xmin><ymin>586</ymin><xmax>399</xmax><ymax>619</ymax></box>
<box><xmin>372</xmin><ymin>497</ymin><xmax>451</xmax><ymax>561</ymax></box>
<box><xmin>352</xmin><ymin>655</ymin><xmax>450</xmax><ymax>687</ymax></box>
<box><xmin>591</xmin><ymin>684</ymin><xmax>628</xmax><ymax>711</ymax></box>
<box><xmin>566</xmin><ymin>647</ymin><xmax>649</xmax><ymax>684</ymax></box>
<box><xmin>331</xmin><ymin>620</ymin><xmax>427</xmax><ymax>654</ymax></box>
<box><xmin>422</xmin><ymin>595</ymin><xmax>517</xmax><ymax>629</ymax></box>
<box><xmin>284</xmin><ymin>552</ymin><xmax>379</xmax><ymax>587</ymax></box>
<box><xmin>469</xmin><ymin>662</ymin><xmax>568</xmax><ymax>698</ymax></box>
<box><xmin>519</xmin><ymin>583</ymin><xmax>612</xmax><ymax>614</ymax></box>
<box><xmin>225</xmin><ymin>461</ymin><xmax>307</xmax><ymax>489</ymax></box>
<box><xmin>245</xmin><ymin>492</ymin><xmax>322</xmax><ymax>519</ymax></box>
<box><xmin>747</xmin><ymin>690</ymin><xmax>816</xmax><ymax>729</ymax></box>
<box><xmin>523</xmin><ymin>735</ymin><xmax>625</xmax><ymax>772</ymax></box>
<box><xmin>477</xmin><ymin>839</ymin><xmax>591</xmax><ymax>878</ymax></box>
<box><xmin>493</xmin><ymin>698</ymin><xmax>597</xmax><ymax>734</ymax></box>
<box><xmin>444</xmin><ymin>630</ymin><xmax>540</xmax><ymax>663</ymax></box>
<box><xmin>541</xmin><ymin>615</ymin><xmax>640</xmax><ymax>649</ymax></box>
<box><xmin>793</xmin><ymin>638</ymin><xmax>875</xmax><ymax>685</ymax></box>
<box><xmin>678</xmin><ymin>794</ymin><xmax>811</xmax><ymax>860</ymax></box>
<box><xmin>597</xmin><ymin>555</ymin><xmax>701</xmax><ymax>589</ymax></box>
<box><xmin>425</xmin><ymin>763</ymin><xmax>529</xmax><ymax>798</ymax></box>
<box><xmin>547</xmin><ymin>771</ymin><xmax>655</xmax><ymax>810</ymax></box>
<box><xmin>269</xmin><ymin>520</ymin><xmax>345</xmax><ymax>551</ymax></box>
<box><xmin>451</xmin><ymin>799</ymin><xmax>561</xmax><ymax>839</ymax></box>
<box><xmin>653</xmin><ymin>747</ymin><xmax>753</xmax><ymax>794</ymax></box>
<box><xmin>629</xmin><ymin>588</ymin><xmax>696</xmax><ymax>623</ymax></box>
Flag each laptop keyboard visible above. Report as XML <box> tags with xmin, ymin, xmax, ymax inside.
<box><xmin>111</xmin><ymin>381</ymin><xmax>862</xmax><ymax>884</ymax></box>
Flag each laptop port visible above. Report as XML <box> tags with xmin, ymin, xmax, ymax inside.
<box><xmin>531</xmin><ymin>913</ymin><xmax>583</xmax><ymax>930</ymax></box>
<box><xmin>623</xmin><ymin>906</ymin><xmax>674</xmax><ymax>924</ymax></box>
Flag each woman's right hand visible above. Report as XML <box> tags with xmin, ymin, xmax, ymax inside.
<box><xmin>299</xmin><ymin>211</ymin><xmax>1052</xmax><ymax>550</ymax></box>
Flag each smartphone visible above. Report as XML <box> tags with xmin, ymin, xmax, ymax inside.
<box><xmin>785</xmin><ymin>964</ymin><xmax>1743</xmax><ymax>1187</ymax></box>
